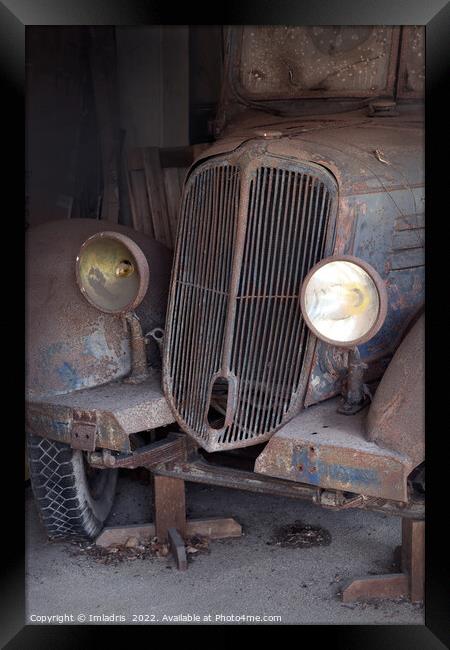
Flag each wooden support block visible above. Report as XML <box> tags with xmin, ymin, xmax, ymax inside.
<box><xmin>342</xmin><ymin>518</ymin><xmax>424</xmax><ymax>604</ymax></box>
<box><xmin>96</xmin><ymin>517</ymin><xmax>241</xmax><ymax>548</ymax></box>
<box><xmin>168</xmin><ymin>527</ymin><xmax>188</xmax><ymax>571</ymax></box>
<box><xmin>96</xmin><ymin>523</ymin><xmax>156</xmax><ymax>548</ymax></box>
<box><xmin>186</xmin><ymin>517</ymin><xmax>242</xmax><ymax>539</ymax></box>
<box><xmin>153</xmin><ymin>475</ymin><xmax>186</xmax><ymax>542</ymax></box>
<box><xmin>342</xmin><ymin>573</ymin><xmax>408</xmax><ymax>603</ymax></box>
<box><xmin>401</xmin><ymin>518</ymin><xmax>425</xmax><ymax>602</ymax></box>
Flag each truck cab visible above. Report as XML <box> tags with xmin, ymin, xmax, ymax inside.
<box><xmin>162</xmin><ymin>26</ymin><xmax>424</xmax><ymax>505</ymax></box>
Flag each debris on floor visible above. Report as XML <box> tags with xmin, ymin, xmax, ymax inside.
<box><xmin>271</xmin><ymin>520</ymin><xmax>332</xmax><ymax>549</ymax></box>
<box><xmin>186</xmin><ymin>535</ymin><xmax>210</xmax><ymax>556</ymax></box>
<box><xmin>68</xmin><ymin>534</ymin><xmax>210</xmax><ymax>566</ymax></box>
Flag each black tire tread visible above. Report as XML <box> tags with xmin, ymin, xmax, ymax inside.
<box><xmin>27</xmin><ymin>433</ymin><xmax>105</xmax><ymax>540</ymax></box>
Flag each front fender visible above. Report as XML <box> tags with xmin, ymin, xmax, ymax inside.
<box><xmin>366</xmin><ymin>313</ymin><xmax>424</xmax><ymax>468</ymax></box>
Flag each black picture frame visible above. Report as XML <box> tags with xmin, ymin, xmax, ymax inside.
<box><xmin>3</xmin><ymin>0</ymin><xmax>449</xmax><ymax>646</ymax></box>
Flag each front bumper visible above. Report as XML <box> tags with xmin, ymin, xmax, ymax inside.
<box><xmin>25</xmin><ymin>370</ymin><xmax>174</xmax><ymax>453</ymax></box>
<box><xmin>254</xmin><ymin>397</ymin><xmax>415</xmax><ymax>502</ymax></box>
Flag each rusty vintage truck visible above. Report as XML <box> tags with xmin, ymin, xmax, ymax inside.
<box><xmin>26</xmin><ymin>26</ymin><xmax>424</xmax><ymax>540</ymax></box>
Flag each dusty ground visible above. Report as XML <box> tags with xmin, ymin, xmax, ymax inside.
<box><xmin>26</xmin><ymin>472</ymin><xmax>424</xmax><ymax>625</ymax></box>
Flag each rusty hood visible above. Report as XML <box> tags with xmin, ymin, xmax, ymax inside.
<box><xmin>188</xmin><ymin>112</ymin><xmax>424</xmax><ymax>405</ymax></box>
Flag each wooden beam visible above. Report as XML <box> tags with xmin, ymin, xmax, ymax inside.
<box><xmin>401</xmin><ymin>518</ymin><xmax>425</xmax><ymax>602</ymax></box>
<box><xmin>153</xmin><ymin>475</ymin><xmax>186</xmax><ymax>542</ymax></box>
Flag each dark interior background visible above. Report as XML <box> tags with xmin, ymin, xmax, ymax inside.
<box><xmin>26</xmin><ymin>26</ymin><xmax>223</xmax><ymax>233</ymax></box>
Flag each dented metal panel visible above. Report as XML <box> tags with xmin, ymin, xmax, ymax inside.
<box><xmin>236</xmin><ymin>26</ymin><xmax>400</xmax><ymax>99</ymax></box>
<box><xmin>366</xmin><ymin>314</ymin><xmax>424</xmax><ymax>468</ymax></box>
<box><xmin>216</xmin><ymin>26</ymin><xmax>423</xmax><ymax>130</ymax></box>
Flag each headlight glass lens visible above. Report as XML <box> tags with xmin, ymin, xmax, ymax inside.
<box><xmin>76</xmin><ymin>232</ymin><xmax>149</xmax><ymax>314</ymax></box>
<box><xmin>302</xmin><ymin>260</ymin><xmax>381</xmax><ymax>344</ymax></box>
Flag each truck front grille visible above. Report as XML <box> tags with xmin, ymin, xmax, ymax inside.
<box><xmin>163</xmin><ymin>150</ymin><xmax>337</xmax><ymax>451</ymax></box>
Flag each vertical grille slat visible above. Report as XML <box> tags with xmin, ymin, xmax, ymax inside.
<box><xmin>257</xmin><ymin>170</ymin><xmax>297</xmax><ymax>435</ymax></box>
<box><xmin>238</xmin><ymin>167</ymin><xmax>281</xmax><ymax>441</ymax></box>
<box><xmin>164</xmin><ymin>153</ymin><xmax>336</xmax><ymax>451</ymax></box>
<box><xmin>180</xmin><ymin>171</ymin><xmax>209</xmax><ymax>423</ymax></box>
<box><xmin>185</xmin><ymin>168</ymin><xmax>217</xmax><ymax>428</ymax></box>
<box><xmin>245</xmin><ymin>168</ymin><xmax>286</xmax><ymax>438</ymax></box>
<box><xmin>169</xmin><ymin>177</ymin><xmax>198</xmax><ymax>400</ymax></box>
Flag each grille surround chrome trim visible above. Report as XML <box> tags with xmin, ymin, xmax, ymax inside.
<box><xmin>163</xmin><ymin>147</ymin><xmax>339</xmax><ymax>451</ymax></box>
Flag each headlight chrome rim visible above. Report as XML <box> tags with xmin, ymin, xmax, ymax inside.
<box><xmin>299</xmin><ymin>254</ymin><xmax>388</xmax><ymax>347</ymax></box>
<box><xmin>75</xmin><ymin>231</ymin><xmax>149</xmax><ymax>314</ymax></box>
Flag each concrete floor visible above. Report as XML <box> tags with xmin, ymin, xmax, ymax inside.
<box><xmin>26</xmin><ymin>472</ymin><xmax>424</xmax><ymax>625</ymax></box>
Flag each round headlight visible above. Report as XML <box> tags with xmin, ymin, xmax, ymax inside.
<box><xmin>76</xmin><ymin>231</ymin><xmax>149</xmax><ymax>314</ymax></box>
<box><xmin>300</xmin><ymin>255</ymin><xmax>387</xmax><ymax>347</ymax></box>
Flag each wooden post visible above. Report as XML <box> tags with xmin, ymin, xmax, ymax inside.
<box><xmin>153</xmin><ymin>475</ymin><xmax>186</xmax><ymax>542</ymax></box>
<box><xmin>401</xmin><ymin>518</ymin><xmax>425</xmax><ymax>602</ymax></box>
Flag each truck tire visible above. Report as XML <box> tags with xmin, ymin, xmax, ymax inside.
<box><xmin>27</xmin><ymin>432</ymin><xmax>117</xmax><ymax>540</ymax></box>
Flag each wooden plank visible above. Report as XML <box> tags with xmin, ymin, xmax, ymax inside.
<box><xmin>96</xmin><ymin>517</ymin><xmax>242</xmax><ymax>548</ymax></box>
<box><xmin>126</xmin><ymin>149</ymin><xmax>154</xmax><ymax>235</ymax></box>
<box><xmin>153</xmin><ymin>475</ymin><xmax>186</xmax><ymax>542</ymax></box>
<box><xmin>168</xmin><ymin>527</ymin><xmax>188</xmax><ymax>571</ymax></box>
<box><xmin>96</xmin><ymin>523</ymin><xmax>156</xmax><ymax>547</ymax></box>
<box><xmin>143</xmin><ymin>147</ymin><xmax>172</xmax><ymax>247</ymax></box>
<box><xmin>127</xmin><ymin>144</ymin><xmax>204</xmax><ymax>242</ymax></box>
<box><xmin>126</xmin><ymin>169</ymin><xmax>141</xmax><ymax>231</ymax></box>
<box><xmin>128</xmin><ymin>169</ymin><xmax>154</xmax><ymax>236</ymax></box>
<box><xmin>163</xmin><ymin>167</ymin><xmax>182</xmax><ymax>247</ymax></box>
<box><xmin>342</xmin><ymin>574</ymin><xmax>408</xmax><ymax>603</ymax></box>
<box><xmin>186</xmin><ymin>517</ymin><xmax>242</xmax><ymax>540</ymax></box>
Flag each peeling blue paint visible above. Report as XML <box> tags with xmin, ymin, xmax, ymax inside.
<box><xmin>57</xmin><ymin>362</ymin><xmax>82</xmax><ymax>390</ymax></box>
<box><xmin>292</xmin><ymin>447</ymin><xmax>380</xmax><ymax>490</ymax></box>
<box><xmin>83</xmin><ymin>329</ymin><xmax>114</xmax><ymax>359</ymax></box>
<box><xmin>320</xmin><ymin>461</ymin><xmax>380</xmax><ymax>488</ymax></box>
<box><xmin>35</xmin><ymin>328</ymin><xmax>130</xmax><ymax>398</ymax></box>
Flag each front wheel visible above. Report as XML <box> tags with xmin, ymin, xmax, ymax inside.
<box><xmin>27</xmin><ymin>432</ymin><xmax>117</xmax><ymax>540</ymax></box>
